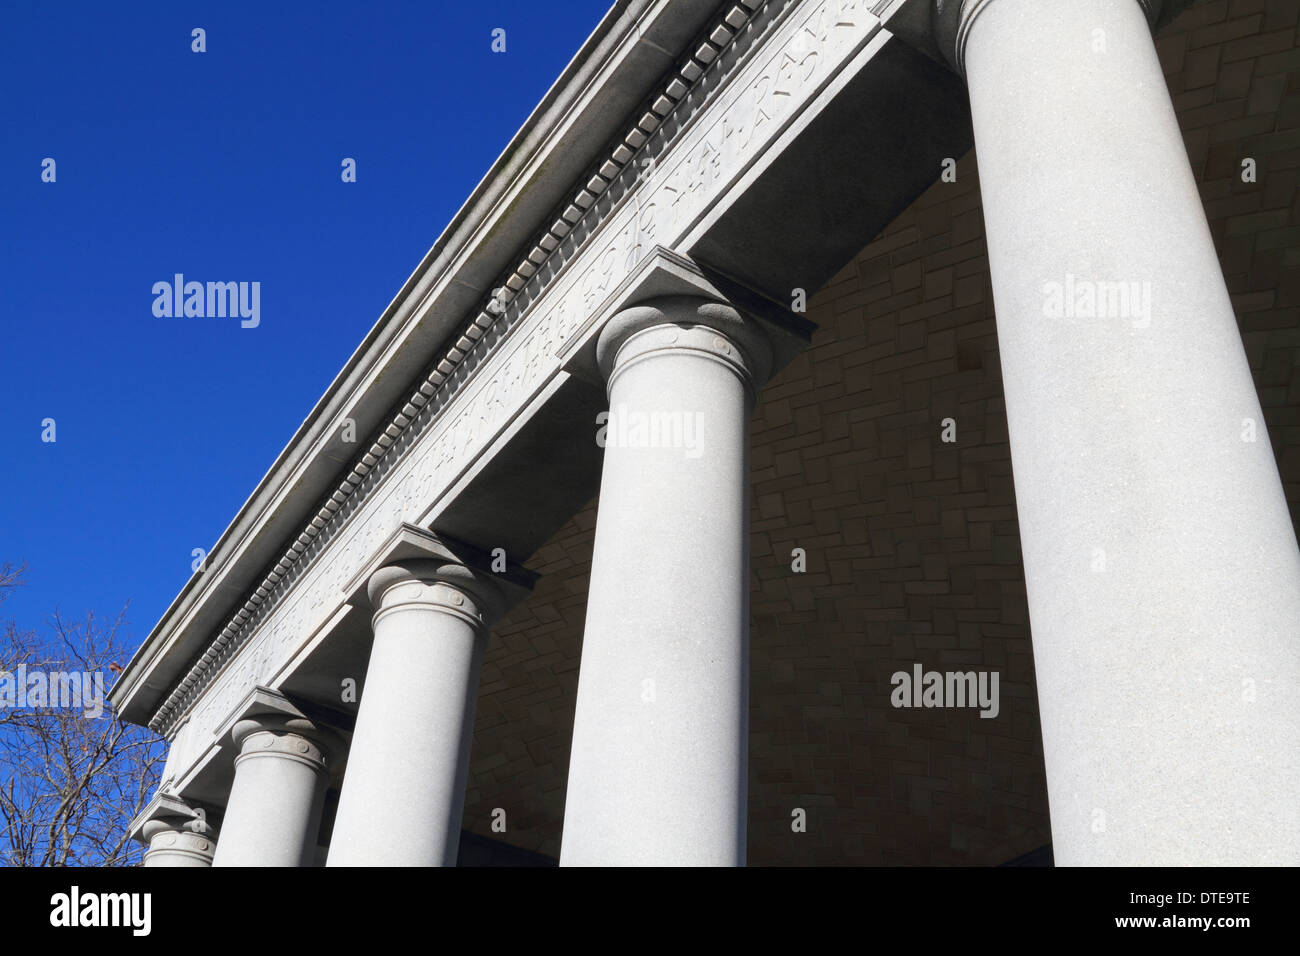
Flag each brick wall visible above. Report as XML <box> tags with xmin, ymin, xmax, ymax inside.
<box><xmin>458</xmin><ymin>1</ymin><xmax>1300</xmax><ymax>865</ymax></box>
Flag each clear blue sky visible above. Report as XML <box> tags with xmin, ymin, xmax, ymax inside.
<box><xmin>0</xmin><ymin>0</ymin><xmax>611</xmax><ymax>650</ymax></box>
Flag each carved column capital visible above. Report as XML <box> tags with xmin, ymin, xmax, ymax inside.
<box><xmin>369</xmin><ymin>561</ymin><xmax>488</xmax><ymax>629</ymax></box>
<box><xmin>141</xmin><ymin>823</ymin><xmax>219</xmax><ymax>865</ymax></box>
<box><xmin>132</xmin><ymin>792</ymin><xmax>220</xmax><ymax>867</ymax></box>
<box><xmin>597</xmin><ymin>295</ymin><xmax>775</xmax><ymax>402</ymax></box>
<box><xmin>367</xmin><ymin>561</ymin><xmax>496</xmax><ymax>631</ymax></box>
<box><xmin>932</xmin><ymin>0</ymin><xmax>1177</xmax><ymax>78</ymax></box>
<box><xmin>231</xmin><ymin>713</ymin><xmax>333</xmax><ymax>775</ymax></box>
<box><xmin>218</xmin><ymin>686</ymin><xmax>346</xmax><ymax>779</ymax></box>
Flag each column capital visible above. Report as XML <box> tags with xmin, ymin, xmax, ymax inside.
<box><xmin>130</xmin><ymin>791</ymin><xmax>219</xmax><ymax>866</ymax></box>
<box><xmin>216</xmin><ymin>686</ymin><xmax>346</xmax><ymax>779</ymax></box>
<box><xmin>342</xmin><ymin>523</ymin><xmax>537</xmax><ymax>629</ymax></box>
<box><xmin>596</xmin><ymin>296</ymin><xmax>775</xmax><ymax>400</ymax></box>
<box><xmin>560</xmin><ymin>246</ymin><xmax>812</xmax><ymax>394</ymax></box>
<box><xmin>232</xmin><ymin>715</ymin><xmax>332</xmax><ymax>774</ymax></box>
<box><xmin>932</xmin><ymin>0</ymin><xmax>1187</xmax><ymax>78</ymax></box>
<box><xmin>131</xmin><ymin>790</ymin><xmax>218</xmax><ymax>839</ymax></box>
<box><xmin>360</xmin><ymin>529</ymin><xmax>537</xmax><ymax>630</ymax></box>
<box><xmin>368</xmin><ymin>561</ymin><xmax>497</xmax><ymax>629</ymax></box>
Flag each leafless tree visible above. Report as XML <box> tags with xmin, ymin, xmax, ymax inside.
<box><xmin>0</xmin><ymin>562</ymin><xmax>165</xmax><ymax>866</ymax></box>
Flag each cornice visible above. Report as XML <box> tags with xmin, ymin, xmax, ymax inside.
<box><xmin>141</xmin><ymin>0</ymin><xmax>796</xmax><ymax>736</ymax></box>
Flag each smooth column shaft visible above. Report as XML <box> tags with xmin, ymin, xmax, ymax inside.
<box><xmin>562</xmin><ymin>311</ymin><xmax>761</xmax><ymax>866</ymax></box>
<box><xmin>211</xmin><ymin>727</ymin><xmax>328</xmax><ymax>867</ymax></box>
<box><xmin>327</xmin><ymin>573</ymin><xmax>486</xmax><ymax>866</ymax></box>
<box><xmin>964</xmin><ymin>0</ymin><xmax>1300</xmax><ymax>863</ymax></box>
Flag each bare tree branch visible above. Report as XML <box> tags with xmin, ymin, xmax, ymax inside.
<box><xmin>0</xmin><ymin>571</ymin><xmax>164</xmax><ymax>867</ymax></box>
